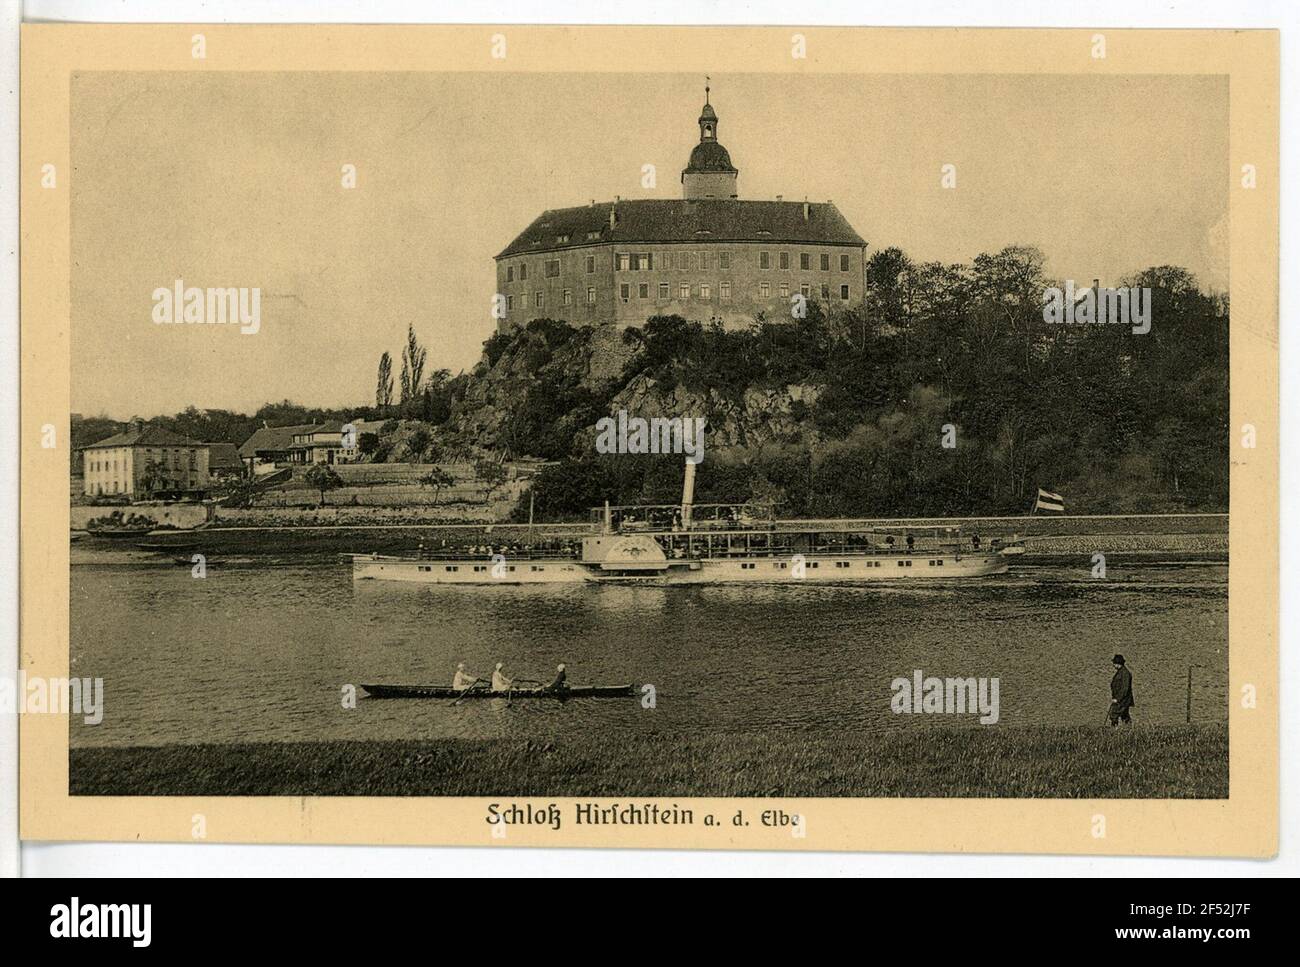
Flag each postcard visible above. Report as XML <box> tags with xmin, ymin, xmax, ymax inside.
<box><xmin>17</xmin><ymin>24</ymin><xmax>1278</xmax><ymax>854</ymax></box>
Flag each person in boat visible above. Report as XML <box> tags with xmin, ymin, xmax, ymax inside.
<box><xmin>1109</xmin><ymin>654</ymin><xmax>1135</xmax><ymax>726</ymax></box>
<box><xmin>491</xmin><ymin>662</ymin><xmax>513</xmax><ymax>692</ymax></box>
<box><xmin>452</xmin><ymin>662</ymin><xmax>479</xmax><ymax>691</ymax></box>
<box><xmin>543</xmin><ymin>663</ymin><xmax>568</xmax><ymax>694</ymax></box>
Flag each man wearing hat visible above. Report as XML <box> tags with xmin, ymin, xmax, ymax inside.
<box><xmin>543</xmin><ymin>663</ymin><xmax>568</xmax><ymax>695</ymax></box>
<box><xmin>1109</xmin><ymin>654</ymin><xmax>1135</xmax><ymax>726</ymax></box>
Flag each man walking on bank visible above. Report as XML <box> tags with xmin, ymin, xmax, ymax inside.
<box><xmin>1109</xmin><ymin>654</ymin><xmax>1135</xmax><ymax>726</ymax></box>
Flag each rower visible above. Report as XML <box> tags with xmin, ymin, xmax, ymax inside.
<box><xmin>491</xmin><ymin>662</ymin><xmax>513</xmax><ymax>692</ymax></box>
<box><xmin>452</xmin><ymin>662</ymin><xmax>478</xmax><ymax>691</ymax></box>
<box><xmin>543</xmin><ymin>663</ymin><xmax>568</xmax><ymax>694</ymax></box>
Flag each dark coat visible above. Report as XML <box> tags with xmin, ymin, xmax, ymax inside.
<box><xmin>1111</xmin><ymin>666</ymin><xmax>1135</xmax><ymax>711</ymax></box>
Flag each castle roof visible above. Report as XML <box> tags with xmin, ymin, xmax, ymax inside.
<box><xmin>685</xmin><ymin>140</ymin><xmax>736</xmax><ymax>174</ymax></box>
<box><xmin>497</xmin><ymin>199</ymin><xmax>865</xmax><ymax>259</ymax></box>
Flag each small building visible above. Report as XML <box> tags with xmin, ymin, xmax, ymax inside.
<box><xmin>288</xmin><ymin>422</ymin><xmax>347</xmax><ymax>465</ymax></box>
<box><xmin>80</xmin><ymin>422</ymin><xmax>211</xmax><ymax>499</ymax></box>
<box><xmin>237</xmin><ymin>423</ymin><xmax>319</xmax><ymax>474</ymax></box>
<box><xmin>205</xmin><ymin>442</ymin><xmax>245</xmax><ymax>481</ymax></box>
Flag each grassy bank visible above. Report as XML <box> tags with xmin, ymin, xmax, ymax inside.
<box><xmin>70</xmin><ymin>726</ymin><xmax>1227</xmax><ymax>798</ymax></box>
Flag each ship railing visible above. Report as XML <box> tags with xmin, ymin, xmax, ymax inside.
<box><xmin>589</xmin><ymin>501</ymin><xmax>776</xmax><ymax>533</ymax></box>
<box><xmin>400</xmin><ymin>547</ymin><xmax>582</xmax><ymax>561</ymax></box>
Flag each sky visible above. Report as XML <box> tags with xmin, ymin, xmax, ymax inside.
<box><xmin>70</xmin><ymin>70</ymin><xmax>1229</xmax><ymax>417</ymax></box>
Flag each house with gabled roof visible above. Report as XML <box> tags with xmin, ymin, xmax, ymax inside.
<box><xmin>79</xmin><ymin>421</ymin><xmax>211</xmax><ymax>498</ymax></box>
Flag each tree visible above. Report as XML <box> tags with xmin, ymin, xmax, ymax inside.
<box><xmin>213</xmin><ymin>477</ymin><xmax>262</xmax><ymax>509</ymax></box>
<box><xmin>139</xmin><ymin>459</ymin><xmax>167</xmax><ymax>496</ymax></box>
<box><xmin>405</xmin><ymin>426</ymin><xmax>433</xmax><ymax>464</ymax></box>
<box><xmin>399</xmin><ymin>324</ymin><xmax>427</xmax><ymax>406</ymax></box>
<box><xmin>474</xmin><ymin>458</ymin><xmax>508</xmax><ymax>497</ymax></box>
<box><xmin>376</xmin><ymin>352</ymin><xmax>394</xmax><ymax>412</ymax></box>
<box><xmin>419</xmin><ymin>467</ymin><xmax>457</xmax><ymax>506</ymax></box>
<box><xmin>302</xmin><ymin>463</ymin><xmax>344</xmax><ymax>506</ymax></box>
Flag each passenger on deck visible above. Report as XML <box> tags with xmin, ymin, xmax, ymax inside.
<box><xmin>452</xmin><ymin>662</ymin><xmax>478</xmax><ymax>691</ymax></box>
<box><xmin>491</xmin><ymin>662</ymin><xmax>513</xmax><ymax>692</ymax></box>
<box><xmin>544</xmin><ymin>663</ymin><xmax>568</xmax><ymax>693</ymax></box>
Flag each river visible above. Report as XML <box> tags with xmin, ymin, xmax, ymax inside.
<box><xmin>69</xmin><ymin>550</ymin><xmax>1227</xmax><ymax>748</ymax></box>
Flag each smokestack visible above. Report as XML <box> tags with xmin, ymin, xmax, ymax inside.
<box><xmin>681</xmin><ymin>460</ymin><xmax>696</xmax><ymax>529</ymax></box>
<box><xmin>609</xmin><ymin>205</ymin><xmax>617</xmax><ymax>229</ymax></box>
<box><xmin>802</xmin><ymin>200</ymin><xmax>810</xmax><ymax>221</ymax></box>
<box><xmin>776</xmin><ymin>194</ymin><xmax>783</xmax><ymax>202</ymax></box>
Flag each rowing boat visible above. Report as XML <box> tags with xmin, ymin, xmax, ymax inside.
<box><xmin>360</xmin><ymin>683</ymin><xmax>634</xmax><ymax>700</ymax></box>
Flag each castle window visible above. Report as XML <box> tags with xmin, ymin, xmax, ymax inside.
<box><xmin>840</xmin><ymin>254</ymin><xmax>851</xmax><ymax>272</ymax></box>
<box><xmin>780</xmin><ymin>252</ymin><xmax>790</xmax><ymax>270</ymax></box>
<box><xmin>720</xmin><ymin>282</ymin><xmax>731</xmax><ymax>301</ymax></box>
<box><xmin>800</xmin><ymin>283</ymin><xmax>811</xmax><ymax>297</ymax></box>
<box><xmin>639</xmin><ymin>283</ymin><xmax>649</xmax><ymax>299</ymax></box>
<box><xmin>759</xmin><ymin>282</ymin><xmax>770</xmax><ymax>298</ymax></box>
<box><xmin>779</xmin><ymin>282</ymin><xmax>790</xmax><ymax>298</ymax></box>
<box><xmin>563</xmin><ymin>289</ymin><xmax>573</xmax><ymax>306</ymax></box>
<box><xmin>620</xmin><ymin>283</ymin><xmax>631</xmax><ymax>303</ymax></box>
<box><xmin>519</xmin><ymin>263</ymin><xmax>528</xmax><ymax>280</ymax></box>
<box><xmin>535</xmin><ymin>291</ymin><xmax>543</xmax><ymax>308</ymax></box>
<box><xmin>617</xmin><ymin>253</ymin><xmax>631</xmax><ymax>271</ymax></box>
<box><xmin>586</xmin><ymin>256</ymin><xmax>596</xmax><ymax>274</ymax></box>
<box><xmin>701</xmin><ymin>283</ymin><xmax>711</xmax><ymax>299</ymax></box>
<box><xmin>545</xmin><ymin>259</ymin><xmax>561</xmax><ymax>278</ymax></box>
<box><xmin>659</xmin><ymin>282</ymin><xmax>670</xmax><ymax>299</ymax></box>
<box><xmin>586</xmin><ymin>231</ymin><xmax>601</xmax><ymax>241</ymax></box>
<box><xmin>587</xmin><ymin>287</ymin><xmax>597</xmax><ymax>304</ymax></box>
<box><xmin>556</xmin><ymin>234</ymin><xmax>570</xmax><ymax>244</ymax></box>
<box><xmin>820</xmin><ymin>254</ymin><xmax>830</xmax><ymax>271</ymax></box>
<box><xmin>759</xmin><ymin>251</ymin><xmax>770</xmax><ymax>270</ymax></box>
<box><xmin>637</xmin><ymin>253</ymin><xmax>652</xmax><ymax>270</ymax></box>
<box><xmin>800</xmin><ymin>253</ymin><xmax>811</xmax><ymax>270</ymax></box>
<box><xmin>821</xmin><ymin>284</ymin><xmax>830</xmax><ymax>300</ymax></box>
<box><xmin>840</xmin><ymin>284</ymin><xmax>851</xmax><ymax>301</ymax></box>
<box><xmin>719</xmin><ymin>252</ymin><xmax>730</xmax><ymax>269</ymax></box>
<box><xmin>506</xmin><ymin>266</ymin><xmax>514</xmax><ymax>282</ymax></box>
<box><xmin>679</xmin><ymin>282</ymin><xmax>691</xmax><ymax>299</ymax></box>
<box><xmin>699</xmin><ymin>252</ymin><xmax>709</xmax><ymax>271</ymax></box>
<box><xmin>506</xmin><ymin>295</ymin><xmax>514</xmax><ymax>310</ymax></box>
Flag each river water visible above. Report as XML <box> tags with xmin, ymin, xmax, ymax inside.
<box><xmin>69</xmin><ymin>551</ymin><xmax>1227</xmax><ymax>748</ymax></box>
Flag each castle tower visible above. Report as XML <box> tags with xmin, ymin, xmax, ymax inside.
<box><xmin>681</xmin><ymin>81</ymin><xmax>739</xmax><ymax>199</ymax></box>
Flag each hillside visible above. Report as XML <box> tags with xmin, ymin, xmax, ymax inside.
<box><xmin>432</xmin><ymin>249</ymin><xmax>1228</xmax><ymax>522</ymax></box>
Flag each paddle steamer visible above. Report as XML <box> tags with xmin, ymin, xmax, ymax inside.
<box><xmin>348</xmin><ymin>464</ymin><xmax>1022</xmax><ymax>585</ymax></box>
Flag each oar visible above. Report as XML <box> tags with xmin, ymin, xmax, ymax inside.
<box><xmin>453</xmin><ymin>678</ymin><xmax>483</xmax><ymax>706</ymax></box>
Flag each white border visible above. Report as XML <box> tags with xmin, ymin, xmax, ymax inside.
<box><xmin>7</xmin><ymin>0</ymin><xmax>1296</xmax><ymax>878</ymax></box>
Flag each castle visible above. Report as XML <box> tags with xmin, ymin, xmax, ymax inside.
<box><xmin>494</xmin><ymin>85</ymin><xmax>868</xmax><ymax>331</ymax></box>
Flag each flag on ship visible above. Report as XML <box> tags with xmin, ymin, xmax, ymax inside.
<box><xmin>1032</xmin><ymin>488</ymin><xmax>1065</xmax><ymax>514</ymax></box>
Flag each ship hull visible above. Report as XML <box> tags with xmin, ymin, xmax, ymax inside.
<box><xmin>349</xmin><ymin>550</ymin><xmax>1010</xmax><ymax>585</ymax></box>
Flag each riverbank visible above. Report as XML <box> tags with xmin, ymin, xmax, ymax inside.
<box><xmin>70</xmin><ymin>725</ymin><xmax>1227</xmax><ymax>798</ymax></box>
<box><xmin>71</xmin><ymin>511</ymin><xmax>1229</xmax><ymax>558</ymax></box>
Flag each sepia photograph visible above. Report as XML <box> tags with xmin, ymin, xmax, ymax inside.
<box><xmin>65</xmin><ymin>68</ymin><xmax>1231</xmax><ymax>801</ymax></box>
<box><xmin>14</xmin><ymin>21</ymin><xmax>1279</xmax><ymax>859</ymax></box>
